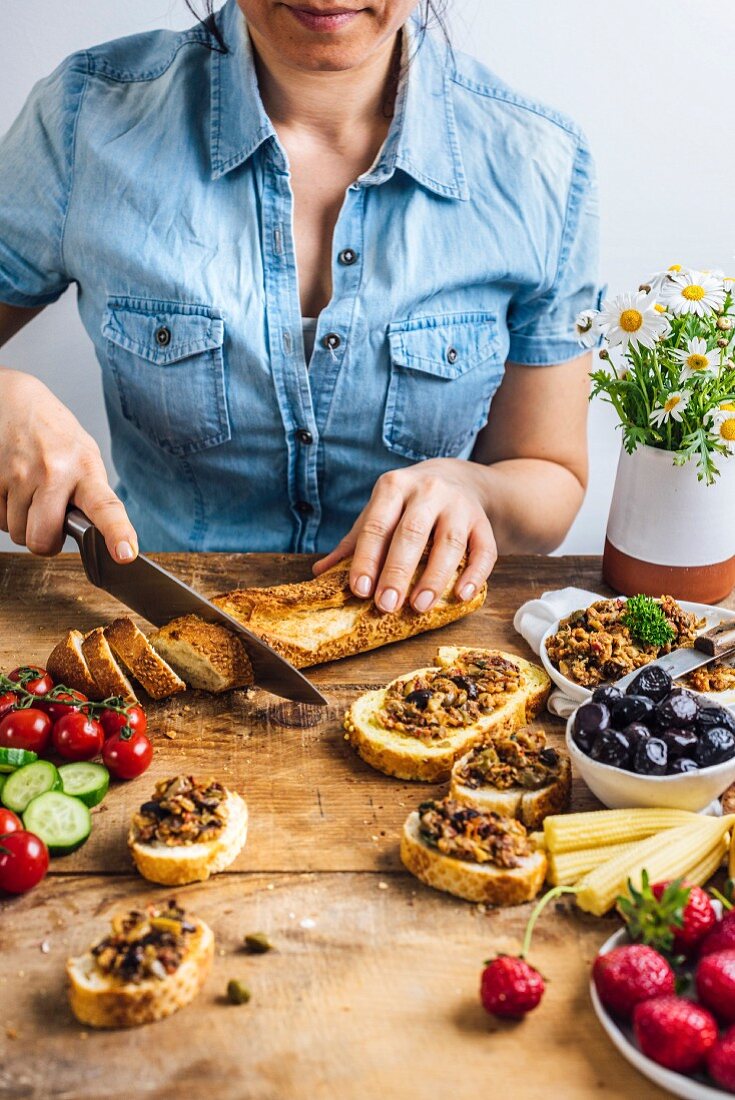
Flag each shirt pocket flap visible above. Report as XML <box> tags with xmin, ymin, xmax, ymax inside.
<box><xmin>102</xmin><ymin>297</ymin><xmax>224</xmax><ymax>366</ymax></box>
<box><xmin>387</xmin><ymin>312</ymin><xmax>499</xmax><ymax>380</ymax></box>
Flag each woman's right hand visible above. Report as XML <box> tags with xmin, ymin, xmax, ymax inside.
<box><xmin>0</xmin><ymin>367</ymin><xmax>138</xmax><ymax>562</ymax></box>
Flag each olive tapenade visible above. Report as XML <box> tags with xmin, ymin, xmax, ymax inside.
<box><xmin>685</xmin><ymin>661</ymin><xmax>735</xmax><ymax>694</ymax></box>
<box><xmin>545</xmin><ymin>596</ymin><xmax>702</xmax><ymax>688</ymax></box>
<box><xmin>132</xmin><ymin>775</ymin><xmax>228</xmax><ymax>846</ymax></box>
<box><xmin>418</xmin><ymin>797</ymin><xmax>531</xmax><ymax>867</ymax></box>
<box><xmin>91</xmin><ymin>899</ymin><xmax>195</xmax><ymax>984</ymax></box>
<box><xmin>379</xmin><ymin>651</ymin><xmax>523</xmax><ymax>739</ymax></box>
<box><xmin>454</xmin><ymin>732</ymin><xmax>563</xmax><ymax>792</ymax></box>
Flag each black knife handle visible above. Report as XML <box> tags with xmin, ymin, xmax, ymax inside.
<box><xmin>695</xmin><ymin>620</ymin><xmax>735</xmax><ymax>657</ymax></box>
<box><xmin>64</xmin><ymin>507</ymin><xmax>103</xmax><ymax>586</ymax></box>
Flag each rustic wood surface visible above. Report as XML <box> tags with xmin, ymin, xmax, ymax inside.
<box><xmin>2</xmin><ymin>552</ymin><xmax>724</xmax><ymax>1100</ymax></box>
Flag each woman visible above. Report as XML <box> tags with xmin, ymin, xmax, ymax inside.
<box><xmin>0</xmin><ymin>0</ymin><xmax>598</xmax><ymax>615</ymax></box>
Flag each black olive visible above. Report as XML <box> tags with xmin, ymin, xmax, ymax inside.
<box><xmin>405</xmin><ymin>689</ymin><xmax>432</xmax><ymax>710</ymax></box>
<box><xmin>696</xmin><ymin>727</ymin><xmax>735</xmax><ymax>767</ymax></box>
<box><xmin>623</xmin><ymin>722</ymin><xmax>652</xmax><ymax>749</ymax></box>
<box><xmin>139</xmin><ymin>800</ymin><xmax>167</xmax><ymax>818</ymax></box>
<box><xmin>625</xmin><ymin>666</ymin><xmax>673</xmax><ymax>702</ymax></box>
<box><xmin>659</xmin><ymin>727</ymin><xmax>698</xmax><ymax>759</ymax></box>
<box><xmin>589</xmin><ymin>729</ymin><xmax>632</xmax><ymax>768</ymax></box>
<box><xmin>656</xmin><ymin>689</ymin><xmax>699</xmax><ymax>729</ymax></box>
<box><xmin>573</xmin><ymin>702</ymin><xmax>610</xmax><ymax>737</ymax></box>
<box><xmin>697</xmin><ymin>706</ymin><xmax>735</xmax><ymax>737</ymax></box>
<box><xmin>591</xmin><ymin>684</ymin><xmax>623</xmax><ymax>708</ymax></box>
<box><xmin>632</xmin><ymin>737</ymin><xmax>668</xmax><ymax>775</ymax></box>
<box><xmin>450</xmin><ymin>675</ymin><xmax>478</xmax><ymax>700</ymax></box>
<box><xmin>611</xmin><ymin>695</ymin><xmax>656</xmax><ymax>727</ymax></box>
<box><xmin>539</xmin><ymin>747</ymin><xmax>559</xmax><ymax>766</ymax></box>
<box><xmin>669</xmin><ymin>757</ymin><xmax>699</xmax><ymax>774</ymax></box>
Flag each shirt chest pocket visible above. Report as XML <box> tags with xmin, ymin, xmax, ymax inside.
<box><xmin>383</xmin><ymin>312</ymin><xmax>504</xmax><ymax>461</ymax></box>
<box><xmin>101</xmin><ymin>296</ymin><xmax>231</xmax><ymax>457</ymax></box>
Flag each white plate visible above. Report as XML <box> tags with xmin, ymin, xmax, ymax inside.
<box><xmin>541</xmin><ymin>598</ymin><xmax>735</xmax><ymax>708</ymax></box>
<box><xmin>591</xmin><ymin>920</ymin><xmax>729</xmax><ymax>1099</ymax></box>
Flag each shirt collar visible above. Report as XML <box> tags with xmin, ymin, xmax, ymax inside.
<box><xmin>210</xmin><ymin>0</ymin><xmax>468</xmax><ymax>201</ymax></box>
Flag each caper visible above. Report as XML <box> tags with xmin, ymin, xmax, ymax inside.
<box><xmin>227</xmin><ymin>979</ymin><xmax>252</xmax><ymax>1004</ymax></box>
<box><xmin>244</xmin><ymin>932</ymin><xmax>272</xmax><ymax>954</ymax></box>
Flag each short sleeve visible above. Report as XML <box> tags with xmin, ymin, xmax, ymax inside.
<box><xmin>0</xmin><ymin>53</ymin><xmax>88</xmax><ymax>308</ymax></box>
<box><xmin>506</xmin><ymin>136</ymin><xmax>601</xmax><ymax>366</ymax></box>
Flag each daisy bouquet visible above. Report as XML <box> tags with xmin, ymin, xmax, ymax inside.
<box><xmin>578</xmin><ymin>267</ymin><xmax>735</xmax><ymax>483</ymax></box>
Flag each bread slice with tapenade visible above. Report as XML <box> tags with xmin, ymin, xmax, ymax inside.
<box><xmin>104</xmin><ymin>617</ymin><xmax>186</xmax><ymax>700</ymax></box>
<box><xmin>343</xmin><ymin>646</ymin><xmax>551</xmax><ymax>783</ymax></box>
<box><xmin>128</xmin><ymin>775</ymin><xmax>248</xmax><ymax>886</ymax></box>
<box><xmin>400</xmin><ymin>797</ymin><xmax>547</xmax><ymax>905</ymax></box>
<box><xmin>449</xmin><ymin>731</ymin><xmax>572</xmax><ymax>830</ymax></box>
<box><xmin>148</xmin><ymin>616</ymin><xmax>253</xmax><ymax>693</ymax></box>
<box><xmin>211</xmin><ymin>555</ymin><xmax>486</xmax><ymax>669</ymax></box>
<box><xmin>67</xmin><ymin>899</ymin><xmax>213</xmax><ymax>1029</ymax></box>
<box><xmin>46</xmin><ymin>629</ymin><xmax>103</xmax><ymax>700</ymax></box>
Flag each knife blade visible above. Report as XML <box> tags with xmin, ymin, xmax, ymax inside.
<box><xmin>614</xmin><ymin>619</ymin><xmax>735</xmax><ymax>693</ymax></box>
<box><xmin>64</xmin><ymin>508</ymin><xmax>328</xmax><ymax>706</ymax></box>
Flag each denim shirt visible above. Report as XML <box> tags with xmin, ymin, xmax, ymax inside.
<box><xmin>0</xmin><ymin>0</ymin><xmax>600</xmax><ymax>553</ymax></box>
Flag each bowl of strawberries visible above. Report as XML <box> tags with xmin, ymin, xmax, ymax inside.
<box><xmin>591</xmin><ymin>875</ymin><xmax>735</xmax><ymax>1097</ymax></box>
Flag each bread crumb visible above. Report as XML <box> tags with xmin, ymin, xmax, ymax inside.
<box><xmin>299</xmin><ymin>918</ymin><xmax>316</xmax><ymax>930</ymax></box>
<box><xmin>377</xmin><ymin>881</ymin><xmax>389</xmax><ymax>891</ymax></box>
<box><xmin>79</xmin><ymin>1032</ymin><xmax>88</xmax><ymax>1040</ymax></box>
<box><xmin>5</xmin><ymin>1027</ymin><xmax>18</xmax><ymax>1040</ymax></box>
<box><xmin>163</xmin><ymin>729</ymin><xmax>177</xmax><ymax>740</ymax></box>
<box><xmin>39</xmin><ymin>940</ymin><xmax>50</xmax><ymax>954</ymax></box>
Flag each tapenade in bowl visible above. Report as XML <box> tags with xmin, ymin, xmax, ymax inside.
<box><xmin>541</xmin><ymin>595</ymin><xmax>735</xmax><ymax>707</ymax></box>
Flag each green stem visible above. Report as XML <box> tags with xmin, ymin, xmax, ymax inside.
<box><xmin>521</xmin><ymin>886</ymin><xmax>579</xmax><ymax>959</ymax></box>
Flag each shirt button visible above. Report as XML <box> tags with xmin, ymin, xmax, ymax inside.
<box><xmin>322</xmin><ymin>332</ymin><xmax>341</xmax><ymax>351</ymax></box>
<box><xmin>338</xmin><ymin>248</ymin><xmax>358</xmax><ymax>266</ymax></box>
<box><xmin>295</xmin><ymin>500</ymin><xmax>313</xmax><ymax>515</ymax></box>
<box><xmin>155</xmin><ymin>325</ymin><xmax>172</xmax><ymax>347</ymax></box>
<box><xmin>446</xmin><ymin>346</ymin><xmax>458</xmax><ymax>364</ymax></box>
<box><xmin>295</xmin><ymin>428</ymin><xmax>313</xmax><ymax>445</ymax></box>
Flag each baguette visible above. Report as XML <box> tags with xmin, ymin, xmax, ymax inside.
<box><xmin>212</xmin><ymin>556</ymin><xmax>486</xmax><ymax>669</ymax></box>
<box><xmin>81</xmin><ymin>627</ymin><xmax>138</xmax><ymax>703</ymax></box>
<box><xmin>67</xmin><ymin>899</ymin><xmax>213</xmax><ymax>1029</ymax></box>
<box><xmin>46</xmin><ymin>630</ymin><xmax>102</xmax><ymax>700</ymax></box>
<box><xmin>148</xmin><ymin>616</ymin><xmax>253</xmax><ymax>693</ymax></box>
<box><xmin>400</xmin><ymin>800</ymin><xmax>547</xmax><ymax>906</ymax></box>
<box><xmin>128</xmin><ymin>776</ymin><xmax>248</xmax><ymax>886</ymax></box>
<box><xmin>450</xmin><ymin>735</ymin><xmax>571</xmax><ymax>829</ymax></box>
<box><xmin>344</xmin><ymin>646</ymin><xmax>551</xmax><ymax>782</ymax></box>
<box><xmin>104</xmin><ymin>617</ymin><xmax>186</xmax><ymax>700</ymax></box>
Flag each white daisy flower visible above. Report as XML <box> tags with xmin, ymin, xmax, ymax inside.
<box><xmin>643</xmin><ymin>265</ymin><xmax>684</xmax><ymax>295</ymax></box>
<box><xmin>710</xmin><ymin>402</ymin><xmax>735</xmax><ymax>454</ymax></box>
<box><xmin>672</xmin><ymin>337</ymin><xmax>719</xmax><ymax>382</ymax></box>
<box><xmin>660</xmin><ymin>270</ymin><xmax>727</xmax><ymax>317</ymax></box>
<box><xmin>574</xmin><ymin>309</ymin><xmax>600</xmax><ymax>348</ymax></box>
<box><xmin>724</xmin><ymin>276</ymin><xmax>735</xmax><ymax>301</ymax></box>
<box><xmin>597</xmin><ymin>292</ymin><xmax>670</xmax><ymax>351</ymax></box>
<box><xmin>649</xmin><ymin>390</ymin><xmax>690</xmax><ymax>428</ymax></box>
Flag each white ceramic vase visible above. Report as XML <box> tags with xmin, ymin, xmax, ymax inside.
<box><xmin>602</xmin><ymin>444</ymin><xmax>735</xmax><ymax>603</ymax></box>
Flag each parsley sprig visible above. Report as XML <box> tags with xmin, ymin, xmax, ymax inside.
<box><xmin>621</xmin><ymin>594</ymin><xmax>676</xmax><ymax>649</ymax></box>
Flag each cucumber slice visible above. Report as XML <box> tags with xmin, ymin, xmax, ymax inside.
<box><xmin>23</xmin><ymin>791</ymin><xmax>92</xmax><ymax>856</ymax></box>
<box><xmin>58</xmin><ymin>763</ymin><xmax>109</xmax><ymax>808</ymax></box>
<box><xmin>0</xmin><ymin>747</ymin><xmax>38</xmax><ymax>773</ymax></box>
<box><xmin>0</xmin><ymin>775</ymin><xmax>5</xmax><ymax>799</ymax></box>
<box><xmin>1</xmin><ymin>760</ymin><xmax>61</xmax><ymax>813</ymax></box>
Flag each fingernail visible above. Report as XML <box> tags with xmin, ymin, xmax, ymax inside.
<box><xmin>355</xmin><ymin>574</ymin><xmax>372</xmax><ymax>597</ymax></box>
<box><xmin>378</xmin><ymin>588</ymin><xmax>398</xmax><ymax>612</ymax></box>
<box><xmin>413</xmin><ymin>589</ymin><xmax>434</xmax><ymax>613</ymax></box>
<box><xmin>116</xmin><ymin>540</ymin><xmax>135</xmax><ymax>562</ymax></box>
<box><xmin>459</xmin><ymin>583</ymin><xmax>476</xmax><ymax>602</ymax></box>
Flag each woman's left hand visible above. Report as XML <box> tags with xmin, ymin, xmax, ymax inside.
<box><xmin>312</xmin><ymin>458</ymin><xmax>497</xmax><ymax>614</ymax></box>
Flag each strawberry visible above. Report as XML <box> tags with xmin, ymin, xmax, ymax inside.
<box><xmin>480</xmin><ymin>956</ymin><xmax>544</xmax><ymax>1018</ymax></box>
<box><xmin>708</xmin><ymin>1025</ymin><xmax>735</xmax><ymax>1093</ymax></box>
<box><xmin>632</xmin><ymin>996</ymin><xmax>717</xmax><ymax>1073</ymax></box>
<box><xmin>699</xmin><ymin>909</ymin><xmax>735</xmax><ymax>959</ymax></box>
<box><xmin>696</xmin><ymin>950</ymin><xmax>735</xmax><ymax>1023</ymax></box>
<box><xmin>592</xmin><ymin>944</ymin><xmax>675</xmax><ymax>1018</ymax></box>
<box><xmin>617</xmin><ymin>872</ymin><xmax>716</xmax><ymax>956</ymax></box>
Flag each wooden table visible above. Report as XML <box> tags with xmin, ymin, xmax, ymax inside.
<box><xmin>0</xmin><ymin>553</ymin><xmax>692</xmax><ymax>1100</ymax></box>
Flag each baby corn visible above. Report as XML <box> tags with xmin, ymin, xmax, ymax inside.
<box><xmin>544</xmin><ymin>808</ymin><xmax>699</xmax><ymax>855</ymax></box>
<box><xmin>729</xmin><ymin>827</ymin><xmax>735</xmax><ymax>883</ymax></box>
<box><xmin>547</xmin><ymin>841</ymin><xmax>639</xmax><ymax>887</ymax></box>
<box><xmin>686</xmin><ymin>836</ymin><xmax>729</xmax><ymax>888</ymax></box>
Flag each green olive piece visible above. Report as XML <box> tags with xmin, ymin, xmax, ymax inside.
<box><xmin>227</xmin><ymin>979</ymin><xmax>251</xmax><ymax>1005</ymax></box>
<box><xmin>244</xmin><ymin>932</ymin><xmax>272</xmax><ymax>954</ymax></box>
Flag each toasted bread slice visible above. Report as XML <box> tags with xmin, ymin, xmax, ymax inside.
<box><xmin>212</xmin><ymin>556</ymin><xmax>486</xmax><ymax>669</ymax></box>
<box><xmin>104</xmin><ymin>617</ymin><xmax>186</xmax><ymax>700</ymax></box>
<box><xmin>81</xmin><ymin>628</ymin><xmax>138</xmax><ymax>703</ymax></box>
<box><xmin>344</xmin><ymin>646</ymin><xmax>551</xmax><ymax>783</ymax></box>
<box><xmin>67</xmin><ymin>913</ymin><xmax>213</xmax><ymax>1029</ymax></box>
<box><xmin>401</xmin><ymin>811</ymin><xmax>547</xmax><ymax>905</ymax></box>
<box><xmin>148</xmin><ymin>616</ymin><xmax>253</xmax><ymax>693</ymax></box>
<box><xmin>46</xmin><ymin>629</ymin><xmax>102</xmax><ymax>700</ymax></box>
<box><xmin>129</xmin><ymin>789</ymin><xmax>248</xmax><ymax>885</ymax></box>
<box><xmin>450</xmin><ymin>748</ymin><xmax>572</xmax><ymax>830</ymax></box>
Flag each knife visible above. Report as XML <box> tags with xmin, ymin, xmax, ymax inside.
<box><xmin>615</xmin><ymin>620</ymin><xmax>735</xmax><ymax>693</ymax></box>
<box><xmin>63</xmin><ymin>508</ymin><xmax>328</xmax><ymax>706</ymax></box>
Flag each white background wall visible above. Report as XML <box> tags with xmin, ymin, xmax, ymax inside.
<box><xmin>1</xmin><ymin>0</ymin><xmax>734</xmax><ymax>555</ymax></box>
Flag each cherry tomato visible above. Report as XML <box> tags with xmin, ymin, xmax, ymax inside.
<box><xmin>37</xmin><ymin>688</ymin><xmax>88</xmax><ymax>725</ymax></box>
<box><xmin>0</xmin><ymin>830</ymin><xmax>49</xmax><ymax>894</ymax></box>
<box><xmin>103</xmin><ymin>729</ymin><xmax>153</xmax><ymax>780</ymax></box>
<box><xmin>0</xmin><ymin>708</ymin><xmax>52</xmax><ymax>754</ymax></box>
<box><xmin>7</xmin><ymin>666</ymin><xmax>54</xmax><ymax>697</ymax></box>
<box><xmin>0</xmin><ymin>691</ymin><xmax>17</xmax><ymax>721</ymax></box>
<box><xmin>0</xmin><ymin>809</ymin><xmax>22</xmax><ymax>835</ymax></box>
<box><xmin>52</xmin><ymin>712</ymin><xmax>104</xmax><ymax>761</ymax></box>
<box><xmin>100</xmin><ymin>703</ymin><xmax>147</xmax><ymax>740</ymax></box>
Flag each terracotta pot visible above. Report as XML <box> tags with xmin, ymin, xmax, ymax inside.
<box><xmin>602</xmin><ymin>444</ymin><xmax>735</xmax><ymax>603</ymax></box>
